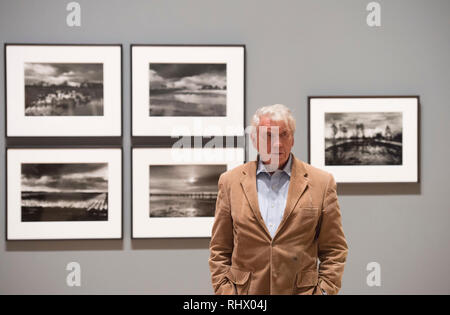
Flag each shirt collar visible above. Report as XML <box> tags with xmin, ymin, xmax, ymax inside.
<box><xmin>256</xmin><ymin>153</ymin><xmax>293</xmax><ymax>177</ymax></box>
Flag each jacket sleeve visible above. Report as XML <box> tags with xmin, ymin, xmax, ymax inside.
<box><xmin>316</xmin><ymin>173</ymin><xmax>348</xmax><ymax>295</ymax></box>
<box><xmin>208</xmin><ymin>173</ymin><xmax>235</xmax><ymax>295</ymax></box>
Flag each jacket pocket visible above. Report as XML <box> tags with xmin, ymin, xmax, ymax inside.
<box><xmin>224</xmin><ymin>266</ymin><xmax>252</xmax><ymax>295</ymax></box>
<box><xmin>293</xmin><ymin>269</ymin><xmax>319</xmax><ymax>295</ymax></box>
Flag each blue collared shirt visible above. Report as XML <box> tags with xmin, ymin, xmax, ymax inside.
<box><xmin>256</xmin><ymin>153</ymin><xmax>293</xmax><ymax>238</ymax></box>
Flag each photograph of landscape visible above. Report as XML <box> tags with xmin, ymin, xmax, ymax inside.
<box><xmin>149</xmin><ymin>164</ymin><xmax>226</xmax><ymax>217</ymax></box>
<box><xmin>21</xmin><ymin>163</ymin><xmax>109</xmax><ymax>222</ymax></box>
<box><xmin>324</xmin><ymin>112</ymin><xmax>403</xmax><ymax>165</ymax></box>
<box><xmin>24</xmin><ymin>62</ymin><xmax>104</xmax><ymax>116</ymax></box>
<box><xmin>149</xmin><ymin>63</ymin><xmax>226</xmax><ymax>116</ymax></box>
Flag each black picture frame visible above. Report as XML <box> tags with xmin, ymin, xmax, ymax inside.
<box><xmin>307</xmin><ymin>95</ymin><xmax>420</xmax><ymax>184</ymax></box>
<box><xmin>130</xmin><ymin>145</ymin><xmax>245</xmax><ymax>239</ymax></box>
<box><xmin>4</xmin><ymin>43</ymin><xmax>123</xmax><ymax>140</ymax></box>
<box><xmin>5</xmin><ymin>146</ymin><xmax>124</xmax><ymax>241</ymax></box>
<box><xmin>130</xmin><ymin>44</ymin><xmax>246</xmax><ymax>141</ymax></box>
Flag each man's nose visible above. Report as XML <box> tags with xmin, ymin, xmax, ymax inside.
<box><xmin>271</xmin><ymin>142</ymin><xmax>282</xmax><ymax>154</ymax></box>
<box><xmin>271</xmin><ymin>135</ymin><xmax>281</xmax><ymax>147</ymax></box>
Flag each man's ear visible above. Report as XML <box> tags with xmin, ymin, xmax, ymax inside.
<box><xmin>292</xmin><ymin>134</ymin><xmax>295</xmax><ymax>147</ymax></box>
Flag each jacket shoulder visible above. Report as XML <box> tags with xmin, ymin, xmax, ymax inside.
<box><xmin>301</xmin><ymin>160</ymin><xmax>335</xmax><ymax>186</ymax></box>
<box><xmin>219</xmin><ymin>161</ymin><xmax>253</xmax><ymax>185</ymax></box>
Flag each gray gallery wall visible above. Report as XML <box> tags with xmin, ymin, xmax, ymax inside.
<box><xmin>1</xmin><ymin>0</ymin><xmax>449</xmax><ymax>294</ymax></box>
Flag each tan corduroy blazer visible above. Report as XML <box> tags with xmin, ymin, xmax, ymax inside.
<box><xmin>208</xmin><ymin>154</ymin><xmax>348</xmax><ymax>295</ymax></box>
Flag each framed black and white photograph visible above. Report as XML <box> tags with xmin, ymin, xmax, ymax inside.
<box><xmin>6</xmin><ymin>148</ymin><xmax>122</xmax><ymax>240</ymax></box>
<box><xmin>131</xmin><ymin>45</ymin><xmax>245</xmax><ymax>136</ymax></box>
<box><xmin>308</xmin><ymin>96</ymin><xmax>419</xmax><ymax>183</ymax></box>
<box><xmin>132</xmin><ymin>147</ymin><xmax>244</xmax><ymax>238</ymax></box>
<box><xmin>5</xmin><ymin>44</ymin><xmax>122</xmax><ymax>137</ymax></box>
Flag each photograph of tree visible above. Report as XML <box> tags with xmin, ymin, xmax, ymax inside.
<box><xmin>324</xmin><ymin>112</ymin><xmax>403</xmax><ymax>165</ymax></box>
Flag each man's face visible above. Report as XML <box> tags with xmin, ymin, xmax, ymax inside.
<box><xmin>254</xmin><ymin>115</ymin><xmax>294</xmax><ymax>170</ymax></box>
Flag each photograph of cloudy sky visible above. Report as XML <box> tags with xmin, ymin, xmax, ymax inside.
<box><xmin>25</xmin><ymin>62</ymin><xmax>103</xmax><ymax>116</ymax></box>
<box><xmin>21</xmin><ymin>163</ymin><xmax>109</xmax><ymax>222</ymax></box>
<box><xmin>149</xmin><ymin>164</ymin><xmax>226</xmax><ymax>217</ymax></box>
<box><xmin>149</xmin><ymin>63</ymin><xmax>226</xmax><ymax>116</ymax></box>
<box><xmin>324</xmin><ymin>112</ymin><xmax>403</xmax><ymax>165</ymax></box>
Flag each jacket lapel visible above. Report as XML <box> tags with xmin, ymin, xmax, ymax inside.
<box><xmin>273</xmin><ymin>156</ymin><xmax>309</xmax><ymax>239</ymax></box>
<box><xmin>240</xmin><ymin>160</ymin><xmax>272</xmax><ymax>240</ymax></box>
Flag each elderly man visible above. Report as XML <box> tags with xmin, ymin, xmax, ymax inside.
<box><xmin>208</xmin><ymin>104</ymin><xmax>348</xmax><ymax>295</ymax></box>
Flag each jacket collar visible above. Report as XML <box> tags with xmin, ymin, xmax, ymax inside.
<box><xmin>256</xmin><ymin>153</ymin><xmax>293</xmax><ymax>177</ymax></box>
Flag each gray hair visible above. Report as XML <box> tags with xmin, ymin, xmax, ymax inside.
<box><xmin>250</xmin><ymin>104</ymin><xmax>296</xmax><ymax>137</ymax></box>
